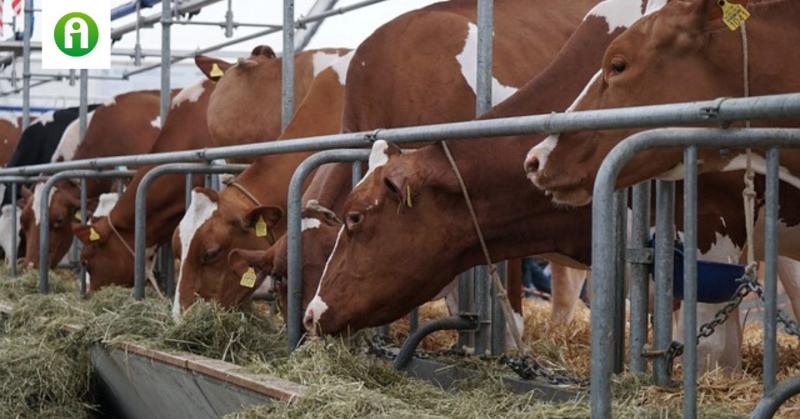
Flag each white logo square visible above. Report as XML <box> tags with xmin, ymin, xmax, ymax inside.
<box><xmin>42</xmin><ymin>0</ymin><xmax>111</xmax><ymax>69</ymax></box>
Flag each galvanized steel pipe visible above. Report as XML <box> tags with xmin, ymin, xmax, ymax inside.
<box><xmin>287</xmin><ymin>149</ymin><xmax>370</xmax><ymax>351</ymax></box>
<box><xmin>590</xmin><ymin>127</ymin><xmax>800</xmax><ymax>419</ymax></box>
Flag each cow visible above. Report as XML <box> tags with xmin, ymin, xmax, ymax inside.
<box><xmin>173</xmin><ymin>49</ymin><xmax>351</xmax><ymax>316</ymax></box>
<box><xmin>172</xmin><ymin>0</ymin><xmax>599</xmax><ymax>326</ymax></box>
<box><xmin>0</xmin><ymin>106</ymin><xmax>100</xmax><ymax>266</ymax></box>
<box><xmin>73</xmin><ymin>46</ymin><xmax>347</xmax><ymax>292</ymax></box>
<box><xmin>301</xmin><ymin>0</ymin><xmax>800</xmax><ymax>374</ymax></box>
<box><xmin>525</xmin><ymin>0</ymin><xmax>800</xmax><ymax>205</ymax></box>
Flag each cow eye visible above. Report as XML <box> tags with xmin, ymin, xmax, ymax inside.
<box><xmin>202</xmin><ymin>246</ymin><xmax>221</xmax><ymax>264</ymax></box>
<box><xmin>609</xmin><ymin>58</ymin><xmax>626</xmax><ymax>75</ymax></box>
<box><xmin>346</xmin><ymin>211</ymin><xmax>364</xmax><ymax>230</ymax></box>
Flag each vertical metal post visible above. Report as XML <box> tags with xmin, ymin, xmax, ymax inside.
<box><xmin>628</xmin><ymin>181</ymin><xmax>651</xmax><ymax>375</ymax></box>
<box><xmin>457</xmin><ymin>270</ymin><xmax>475</xmax><ymax>350</ymax></box>
<box><xmin>185</xmin><ymin>174</ymin><xmax>193</xmax><ymax>208</ymax></box>
<box><xmin>21</xmin><ymin>0</ymin><xmax>32</xmax><ymax>129</ymax></box>
<box><xmin>134</xmin><ymin>0</ymin><xmax>143</xmax><ymax>66</ymax></box>
<box><xmin>282</xmin><ymin>0</ymin><xmax>295</xmax><ymax>130</ymax></box>
<box><xmin>474</xmin><ymin>0</ymin><xmax>495</xmax><ymax>356</ymax></box>
<box><xmin>653</xmin><ymin>180</ymin><xmax>675</xmax><ymax>387</ymax></box>
<box><xmin>475</xmin><ymin>265</ymin><xmax>491</xmax><ymax>356</ymax></box>
<box><xmin>352</xmin><ymin>162</ymin><xmax>362</xmax><ymax>186</ymax></box>
<box><xmin>612</xmin><ymin>189</ymin><xmax>627</xmax><ymax>374</ymax></box>
<box><xmin>491</xmin><ymin>260</ymin><xmax>507</xmax><ymax>355</ymax></box>
<box><xmin>224</xmin><ymin>0</ymin><xmax>234</xmax><ymax>37</ymax></box>
<box><xmin>764</xmin><ymin>147</ymin><xmax>780</xmax><ymax>394</ymax></box>
<box><xmin>10</xmin><ymin>183</ymin><xmax>17</xmax><ymax>276</ymax></box>
<box><xmin>79</xmin><ymin>178</ymin><xmax>88</xmax><ymax>297</ymax></box>
<box><xmin>476</xmin><ymin>0</ymin><xmax>493</xmax><ymax>115</ymax></box>
<box><xmin>160</xmin><ymin>0</ymin><xmax>172</xmax><ymax>125</ymax></box>
<box><xmin>682</xmin><ymin>146</ymin><xmax>698</xmax><ymax>419</ymax></box>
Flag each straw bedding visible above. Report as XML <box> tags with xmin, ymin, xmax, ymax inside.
<box><xmin>0</xmin><ymin>267</ymin><xmax>797</xmax><ymax>418</ymax></box>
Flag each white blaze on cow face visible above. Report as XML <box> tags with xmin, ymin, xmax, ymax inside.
<box><xmin>38</xmin><ymin>111</ymin><xmax>55</xmax><ymax>126</ymax></box>
<box><xmin>312</xmin><ymin>51</ymin><xmax>346</xmax><ymax>77</ymax></box>
<box><xmin>93</xmin><ymin>193</ymin><xmax>120</xmax><ymax>218</ymax></box>
<box><xmin>32</xmin><ymin>183</ymin><xmax>57</xmax><ymax>227</ymax></box>
<box><xmin>150</xmin><ymin>116</ymin><xmax>162</xmax><ymax>129</ymax></box>
<box><xmin>306</xmin><ymin>225</ymin><xmax>346</xmax><ymax>327</ymax></box>
<box><xmin>301</xmin><ymin>217</ymin><xmax>322</xmax><ymax>232</ymax></box>
<box><xmin>51</xmin><ymin>110</ymin><xmax>95</xmax><ymax>162</ymax></box>
<box><xmin>526</xmin><ymin>70</ymin><xmax>603</xmax><ymax>179</ymax></box>
<box><xmin>355</xmin><ymin>140</ymin><xmax>391</xmax><ymax>187</ymax></box>
<box><xmin>172</xmin><ymin>80</ymin><xmax>206</xmax><ymax>109</ymax></box>
<box><xmin>0</xmin><ymin>204</ymin><xmax>20</xmax><ymax>267</ymax></box>
<box><xmin>173</xmin><ymin>190</ymin><xmax>218</xmax><ymax>320</ymax></box>
<box><xmin>330</xmin><ymin>51</ymin><xmax>355</xmax><ymax>86</ymax></box>
<box><xmin>456</xmin><ymin>23</ymin><xmax>518</xmax><ymax>106</ymax></box>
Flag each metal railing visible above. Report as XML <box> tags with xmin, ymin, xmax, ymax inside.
<box><xmin>590</xmin><ymin>127</ymin><xmax>800</xmax><ymax>418</ymax></box>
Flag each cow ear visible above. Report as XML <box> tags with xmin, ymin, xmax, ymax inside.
<box><xmin>383</xmin><ymin>171</ymin><xmax>412</xmax><ymax>209</ymax></box>
<box><xmin>250</xmin><ymin>45</ymin><xmax>276</xmax><ymax>59</ymax></box>
<box><xmin>239</xmin><ymin>206</ymin><xmax>283</xmax><ymax>237</ymax></box>
<box><xmin>195</xmin><ymin>55</ymin><xmax>232</xmax><ymax>81</ymax></box>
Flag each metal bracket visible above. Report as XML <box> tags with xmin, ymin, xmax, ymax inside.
<box><xmin>699</xmin><ymin>97</ymin><xmax>730</xmax><ymax>120</ymax></box>
<box><xmin>626</xmin><ymin>248</ymin><xmax>654</xmax><ymax>265</ymax></box>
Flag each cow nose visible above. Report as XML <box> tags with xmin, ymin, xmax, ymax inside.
<box><xmin>524</xmin><ymin>154</ymin><xmax>540</xmax><ymax>175</ymax></box>
<box><xmin>303</xmin><ymin>309</ymin><xmax>315</xmax><ymax>331</ymax></box>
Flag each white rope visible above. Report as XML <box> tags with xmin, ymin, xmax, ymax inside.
<box><xmin>740</xmin><ymin>21</ymin><xmax>757</xmax><ymax>270</ymax></box>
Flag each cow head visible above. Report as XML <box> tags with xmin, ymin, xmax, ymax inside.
<box><xmin>173</xmin><ymin>187</ymin><xmax>282</xmax><ymax>318</ymax></box>
<box><xmin>21</xmin><ymin>182</ymin><xmax>83</xmax><ymax>269</ymax></box>
<box><xmin>74</xmin><ymin>214</ymin><xmax>135</xmax><ymax>292</ymax></box>
<box><xmin>228</xmin><ymin>204</ymin><xmax>346</xmax><ymax>320</ymax></box>
<box><xmin>526</xmin><ymin>0</ymin><xmax>744</xmax><ymax>205</ymax></box>
<box><xmin>205</xmin><ymin>45</ymin><xmax>285</xmax><ymax>145</ymax></box>
<box><xmin>301</xmin><ymin>141</ymin><xmax>479</xmax><ymax>335</ymax></box>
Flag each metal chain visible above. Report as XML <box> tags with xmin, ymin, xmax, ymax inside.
<box><xmin>502</xmin><ymin>355</ymin><xmax>588</xmax><ymax>387</ymax></box>
<box><xmin>667</xmin><ymin>271</ymin><xmax>800</xmax><ymax>360</ymax></box>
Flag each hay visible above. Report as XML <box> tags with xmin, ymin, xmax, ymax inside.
<box><xmin>0</xmin><ymin>269</ymin><xmax>286</xmax><ymax>416</ymax></box>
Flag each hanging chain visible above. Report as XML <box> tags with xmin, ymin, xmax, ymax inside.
<box><xmin>502</xmin><ymin>354</ymin><xmax>588</xmax><ymax>386</ymax></box>
<box><xmin>665</xmin><ymin>270</ymin><xmax>800</xmax><ymax>360</ymax></box>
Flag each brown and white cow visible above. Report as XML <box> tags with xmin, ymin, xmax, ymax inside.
<box><xmin>173</xmin><ymin>0</ymin><xmax>598</xmax><ymax>321</ymax></box>
<box><xmin>20</xmin><ymin>90</ymin><xmax>164</xmax><ymax>269</ymax></box>
<box><xmin>302</xmin><ymin>0</ymin><xmax>651</xmax><ymax>335</ymax></box>
<box><xmin>173</xmin><ymin>49</ymin><xmax>351</xmax><ymax>317</ymax></box>
<box><xmin>74</xmin><ymin>47</ymin><xmax>345</xmax><ymax>292</ymax></box>
<box><xmin>525</xmin><ymin>0</ymin><xmax>800</xmax><ymax>205</ymax></box>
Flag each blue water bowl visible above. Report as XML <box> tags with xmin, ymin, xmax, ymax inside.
<box><xmin>648</xmin><ymin>243</ymin><xmax>744</xmax><ymax>303</ymax></box>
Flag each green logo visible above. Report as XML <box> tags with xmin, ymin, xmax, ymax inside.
<box><xmin>53</xmin><ymin>12</ymin><xmax>99</xmax><ymax>57</ymax></box>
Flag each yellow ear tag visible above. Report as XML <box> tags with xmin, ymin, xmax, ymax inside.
<box><xmin>405</xmin><ymin>185</ymin><xmax>413</xmax><ymax>208</ymax></box>
<box><xmin>719</xmin><ymin>0</ymin><xmax>750</xmax><ymax>31</ymax></box>
<box><xmin>89</xmin><ymin>228</ymin><xmax>100</xmax><ymax>242</ymax></box>
<box><xmin>240</xmin><ymin>267</ymin><xmax>257</xmax><ymax>288</ymax></box>
<box><xmin>255</xmin><ymin>216</ymin><xmax>268</xmax><ymax>238</ymax></box>
<box><xmin>74</xmin><ymin>211</ymin><xmax>82</xmax><ymax>221</ymax></box>
<box><xmin>210</xmin><ymin>63</ymin><xmax>225</xmax><ymax>78</ymax></box>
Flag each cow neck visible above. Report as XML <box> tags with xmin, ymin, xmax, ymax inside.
<box><xmin>417</xmin><ymin>11</ymin><xmax>631</xmax><ymax>266</ymax></box>
<box><xmin>107</xmin><ymin>89</ymin><xmax>214</xmax><ymax>243</ymax></box>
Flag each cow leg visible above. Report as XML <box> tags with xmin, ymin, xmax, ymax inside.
<box><xmin>504</xmin><ymin>259</ymin><xmax>525</xmax><ymax>347</ymax></box>
<box><xmin>777</xmin><ymin>256</ymin><xmax>800</xmax><ymax>320</ymax></box>
<box><xmin>549</xmin><ymin>263</ymin><xmax>586</xmax><ymax>325</ymax></box>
